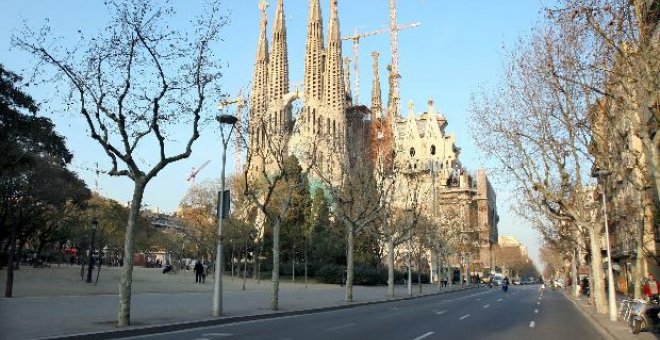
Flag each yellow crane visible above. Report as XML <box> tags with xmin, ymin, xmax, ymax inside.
<box><xmin>342</xmin><ymin>21</ymin><xmax>419</xmax><ymax>105</ymax></box>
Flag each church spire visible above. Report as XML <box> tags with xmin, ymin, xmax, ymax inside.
<box><xmin>268</xmin><ymin>0</ymin><xmax>289</xmax><ymax>104</ymax></box>
<box><xmin>250</xmin><ymin>1</ymin><xmax>269</xmax><ymax>151</ymax></box>
<box><xmin>250</xmin><ymin>2</ymin><xmax>269</xmax><ymax>120</ymax></box>
<box><xmin>303</xmin><ymin>0</ymin><xmax>324</xmax><ymax>103</ymax></box>
<box><xmin>268</xmin><ymin>0</ymin><xmax>290</xmax><ymax>134</ymax></box>
<box><xmin>343</xmin><ymin>56</ymin><xmax>352</xmax><ymax>105</ymax></box>
<box><xmin>323</xmin><ymin>0</ymin><xmax>345</xmax><ymax>113</ymax></box>
<box><xmin>371</xmin><ymin>51</ymin><xmax>382</xmax><ymax>117</ymax></box>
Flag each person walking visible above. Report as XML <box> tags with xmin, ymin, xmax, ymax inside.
<box><xmin>194</xmin><ymin>260</ymin><xmax>204</xmax><ymax>284</ymax></box>
<box><xmin>201</xmin><ymin>262</ymin><xmax>208</xmax><ymax>283</ymax></box>
<box><xmin>581</xmin><ymin>276</ymin><xmax>590</xmax><ymax>297</ymax></box>
<box><xmin>643</xmin><ymin>273</ymin><xmax>659</xmax><ymax>300</ymax></box>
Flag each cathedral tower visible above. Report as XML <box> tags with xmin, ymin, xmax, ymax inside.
<box><xmin>267</xmin><ymin>0</ymin><xmax>290</xmax><ymax>136</ymax></box>
<box><xmin>318</xmin><ymin>0</ymin><xmax>348</xmax><ymax>180</ymax></box>
<box><xmin>248</xmin><ymin>1</ymin><xmax>269</xmax><ymax>175</ymax></box>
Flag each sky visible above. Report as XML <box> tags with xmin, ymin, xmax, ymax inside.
<box><xmin>1</xmin><ymin>0</ymin><xmax>554</xmax><ymax>270</ymax></box>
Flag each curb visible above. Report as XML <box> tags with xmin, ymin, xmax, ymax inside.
<box><xmin>39</xmin><ymin>285</ymin><xmax>480</xmax><ymax>340</ymax></box>
<box><xmin>561</xmin><ymin>290</ymin><xmax>618</xmax><ymax>340</ymax></box>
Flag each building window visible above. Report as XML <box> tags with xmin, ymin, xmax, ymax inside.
<box><xmin>409</xmin><ymin>147</ymin><xmax>416</xmax><ymax>157</ymax></box>
<box><xmin>430</xmin><ymin>145</ymin><xmax>436</xmax><ymax>155</ymax></box>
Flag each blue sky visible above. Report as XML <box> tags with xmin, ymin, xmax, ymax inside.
<box><xmin>1</xmin><ymin>0</ymin><xmax>553</xmax><ymax>269</ymax></box>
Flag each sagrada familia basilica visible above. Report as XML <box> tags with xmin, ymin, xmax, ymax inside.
<box><xmin>246</xmin><ymin>0</ymin><xmax>499</xmax><ymax>281</ymax></box>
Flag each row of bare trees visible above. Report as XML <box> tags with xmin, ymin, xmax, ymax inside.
<box><xmin>8</xmin><ymin>0</ymin><xmax>498</xmax><ymax>326</ymax></box>
<box><xmin>469</xmin><ymin>0</ymin><xmax>659</xmax><ymax>317</ymax></box>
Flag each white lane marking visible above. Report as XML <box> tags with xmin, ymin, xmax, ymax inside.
<box><xmin>529</xmin><ymin>321</ymin><xmax>535</xmax><ymax>328</ymax></box>
<box><xmin>436</xmin><ymin>310</ymin><xmax>447</xmax><ymax>315</ymax></box>
<box><xmin>325</xmin><ymin>323</ymin><xmax>356</xmax><ymax>332</ymax></box>
<box><xmin>483</xmin><ymin>304</ymin><xmax>490</xmax><ymax>308</ymax></box>
<box><xmin>476</xmin><ymin>298</ymin><xmax>482</xmax><ymax>301</ymax></box>
<box><xmin>537</xmin><ymin>301</ymin><xmax>541</xmax><ymax>305</ymax></box>
<box><xmin>497</xmin><ymin>298</ymin><xmax>503</xmax><ymax>302</ymax></box>
<box><xmin>413</xmin><ymin>332</ymin><xmax>435</xmax><ymax>340</ymax></box>
<box><xmin>377</xmin><ymin>311</ymin><xmax>405</xmax><ymax>319</ymax></box>
<box><xmin>193</xmin><ymin>338</ymin><xmax>209</xmax><ymax>340</ymax></box>
<box><xmin>534</xmin><ymin>309</ymin><xmax>539</xmax><ymax>314</ymax></box>
<box><xmin>459</xmin><ymin>314</ymin><xmax>470</xmax><ymax>320</ymax></box>
<box><xmin>203</xmin><ymin>334</ymin><xmax>233</xmax><ymax>337</ymax></box>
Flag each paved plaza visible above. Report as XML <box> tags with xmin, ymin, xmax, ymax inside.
<box><xmin>0</xmin><ymin>265</ymin><xmax>467</xmax><ymax>339</ymax></box>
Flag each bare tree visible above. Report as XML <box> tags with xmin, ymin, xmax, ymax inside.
<box><xmin>469</xmin><ymin>20</ymin><xmax>611</xmax><ymax>312</ymax></box>
<box><xmin>551</xmin><ymin>0</ymin><xmax>659</xmax><ymax>299</ymax></box>
<box><xmin>241</xmin><ymin>106</ymin><xmax>317</xmax><ymax>310</ymax></box>
<box><xmin>372</xmin><ymin>172</ymin><xmax>420</xmax><ymax>298</ymax></box>
<box><xmin>13</xmin><ymin>0</ymin><xmax>227</xmax><ymax>326</ymax></box>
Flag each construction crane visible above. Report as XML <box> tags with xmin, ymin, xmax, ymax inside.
<box><xmin>342</xmin><ymin>21</ymin><xmax>419</xmax><ymax>105</ymax></box>
<box><xmin>187</xmin><ymin>160</ymin><xmax>211</xmax><ymax>184</ymax></box>
<box><xmin>72</xmin><ymin>162</ymin><xmax>107</xmax><ymax>193</ymax></box>
<box><xmin>217</xmin><ymin>89</ymin><xmax>246</xmax><ymax>173</ymax></box>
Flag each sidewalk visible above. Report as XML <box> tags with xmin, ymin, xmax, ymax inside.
<box><xmin>561</xmin><ymin>288</ymin><xmax>656</xmax><ymax>340</ymax></box>
<box><xmin>0</xmin><ymin>266</ymin><xmax>475</xmax><ymax>339</ymax></box>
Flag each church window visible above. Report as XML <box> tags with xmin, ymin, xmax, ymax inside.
<box><xmin>430</xmin><ymin>145</ymin><xmax>436</xmax><ymax>155</ymax></box>
<box><xmin>409</xmin><ymin>147</ymin><xmax>416</xmax><ymax>157</ymax></box>
<box><xmin>327</xmin><ymin>118</ymin><xmax>331</xmax><ymax>135</ymax></box>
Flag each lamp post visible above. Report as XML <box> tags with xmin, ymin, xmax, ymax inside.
<box><xmin>593</xmin><ymin>169</ymin><xmax>617</xmax><ymax>322</ymax></box>
<box><xmin>212</xmin><ymin>113</ymin><xmax>238</xmax><ymax>317</ymax></box>
<box><xmin>86</xmin><ymin>219</ymin><xmax>98</xmax><ymax>283</ymax></box>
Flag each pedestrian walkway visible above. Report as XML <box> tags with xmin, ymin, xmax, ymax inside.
<box><xmin>562</xmin><ymin>288</ymin><xmax>656</xmax><ymax>340</ymax></box>
<box><xmin>0</xmin><ymin>266</ymin><xmax>475</xmax><ymax>339</ymax></box>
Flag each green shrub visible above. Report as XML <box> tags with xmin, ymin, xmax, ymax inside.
<box><xmin>315</xmin><ymin>264</ymin><xmax>344</xmax><ymax>284</ymax></box>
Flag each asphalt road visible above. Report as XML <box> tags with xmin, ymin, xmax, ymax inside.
<box><xmin>127</xmin><ymin>285</ymin><xmax>604</xmax><ymax>340</ymax></box>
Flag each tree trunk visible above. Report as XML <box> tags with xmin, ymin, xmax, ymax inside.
<box><xmin>345</xmin><ymin>225</ymin><xmax>354</xmax><ymax>302</ymax></box>
<box><xmin>436</xmin><ymin>251</ymin><xmax>442</xmax><ymax>292</ymax></box>
<box><xmin>634</xmin><ymin>216</ymin><xmax>645</xmax><ymax>299</ymax></box>
<box><xmin>242</xmin><ymin>240</ymin><xmax>247</xmax><ymax>291</ymax></box>
<box><xmin>572</xmin><ymin>247</ymin><xmax>579</xmax><ymax>297</ymax></box>
<box><xmin>95</xmin><ymin>247</ymin><xmax>103</xmax><ymax>285</ymax></box>
<box><xmin>271</xmin><ymin>219</ymin><xmax>280</xmax><ymax>311</ymax></box>
<box><xmin>117</xmin><ymin>180</ymin><xmax>145</xmax><ymax>327</ymax></box>
<box><xmin>304</xmin><ymin>248</ymin><xmax>308</xmax><ymax>289</ymax></box>
<box><xmin>231</xmin><ymin>245</ymin><xmax>235</xmax><ymax>281</ymax></box>
<box><xmin>588</xmin><ymin>223</ymin><xmax>607</xmax><ymax>314</ymax></box>
<box><xmin>291</xmin><ymin>244</ymin><xmax>295</xmax><ymax>284</ymax></box>
<box><xmin>4</xmin><ymin>224</ymin><xmax>16</xmax><ymax>297</ymax></box>
<box><xmin>386</xmin><ymin>236</ymin><xmax>395</xmax><ymax>298</ymax></box>
<box><xmin>417</xmin><ymin>253</ymin><xmax>422</xmax><ymax>294</ymax></box>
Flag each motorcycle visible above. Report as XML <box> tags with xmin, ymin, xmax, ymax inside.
<box><xmin>162</xmin><ymin>264</ymin><xmax>173</xmax><ymax>274</ymax></box>
<box><xmin>630</xmin><ymin>296</ymin><xmax>660</xmax><ymax>334</ymax></box>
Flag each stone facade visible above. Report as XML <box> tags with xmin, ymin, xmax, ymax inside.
<box><xmin>245</xmin><ymin>0</ymin><xmax>499</xmax><ymax>279</ymax></box>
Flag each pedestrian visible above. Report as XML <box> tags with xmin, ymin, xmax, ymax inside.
<box><xmin>643</xmin><ymin>273</ymin><xmax>659</xmax><ymax>300</ymax></box>
<box><xmin>581</xmin><ymin>276</ymin><xmax>590</xmax><ymax>297</ymax></box>
<box><xmin>194</xmin><ymin>260</ymin><xmax>204</xmax><ymax>284</ymax></box>
<box><xmin>202</xmin><ymin>262</ymin><xmax>208</xmax><ymax>283</ymax></box>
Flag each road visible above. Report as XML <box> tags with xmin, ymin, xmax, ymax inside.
<box><xmin>127</xmin><ymin>285</ymin><xmax>604</xmax><ymax>340</ymax></box>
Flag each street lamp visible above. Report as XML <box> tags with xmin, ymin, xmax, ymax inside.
<box><xmin>212</xmin><ymin>113</ymin><xmax>238</xmax><ymax>317</ymax></box>
<box><xmin>592</xmin><ymin>169</ymin><xmax>617</xmax><ymax>322</ymax></box>
<box><xmin>86</xmin><ymin>219</ymin><xmax>98</xmax><ymax>283</ymax></box>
